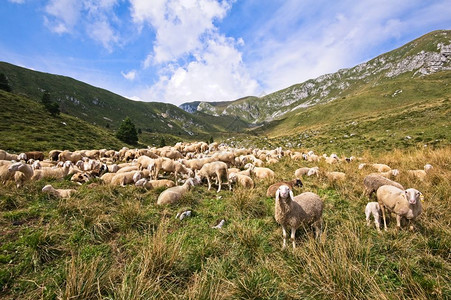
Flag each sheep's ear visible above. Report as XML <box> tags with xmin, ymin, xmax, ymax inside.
<box><xmin>289</xmin><ymin>190</ymin><xmax>294</xmax><ymax>201</ymax></box>
<box><xmin>275</xmin><ymin>189</ymin><xmax>280</xmax><ymax>202</ymax></box>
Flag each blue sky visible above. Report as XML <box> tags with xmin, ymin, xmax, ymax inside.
<box><xmin>1</xmin><ymin>0</ymin><xmax>450</xmax><ymax>106</ymax></box>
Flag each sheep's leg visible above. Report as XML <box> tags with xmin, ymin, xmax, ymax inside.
<box><xmin>365</xmin><ymin>211</ymin><xmax>371</xmax><ymax>227</ymax></box>
<box><xmin>282</xmin><ymin>226</ymin><xmax>287</xmax><ymax>249</ymax></box>
<box><xmin>396</xmin><ymin>215</ymin><xmax>402</xmax><ymax>230</ymax></box>
<box><xmin>174</xmin><ymin>171</ymin><xmax>178</xmax><ymax>185</ymax></box>
<box><xmin>216</xmin><ymin>172</ymin><xmax>222</xmax><ymax>193</ymax></box>
<box><xmin>207</xmin><ymin>176</ymin><xmax>211</xmax><ymax>190</ymax></box>
<box><xmin>374</xmin><ymin>213</ymin><xmax>381</xmax><ymax>232</ymax></box>
<box><xmin>290</xmin><ymin>227</ymin><xmax>296</xmax><ymax>249</ymax></box>
<box><xmin>313</xmin><ymin>219</ymin><xmax>322</xmax><ymax>239</ymax></box>
<box><xmin>380</xmin><ymin>204</ymin><xmax>388</xmax><ymax>231</ymax></box>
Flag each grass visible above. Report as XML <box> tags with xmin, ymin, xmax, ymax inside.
<box><xmin>0</xmin><ymin>146</ymin><xmax>450</xmax><ymax>299</ymax></box>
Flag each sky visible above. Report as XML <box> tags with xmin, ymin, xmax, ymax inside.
<box><xmin>1</xmin><ymin>0</ymin><xmax>450</xmax><ymax>106</ymax></box>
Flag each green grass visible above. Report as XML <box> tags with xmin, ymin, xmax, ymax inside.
<box><xmin>1</xmin><ymin>146</ymin><xmax>450</xmax><ymax>299</ymax></box>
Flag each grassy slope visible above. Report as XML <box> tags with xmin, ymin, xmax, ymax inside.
<box><xmin>0</xmin><ymin>147</ymin><xmax>449</xmax><ymax>299</ymax></box>
<box><xmin>254</xmin><ymin>71</ymin><xmax>451</xmax><ymax>153</ymax></box>
<box><xmin>0</xmin><ymin>62</ymin><xmax>233</xmax><ymax>138</ymax></box>
<box><xmin>0</xmin><ymin>90</ymin><xmax>130</xmax><ymax>152</ymax></box>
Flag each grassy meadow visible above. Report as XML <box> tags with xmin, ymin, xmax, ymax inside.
<box><xmin>0</xmin><ymin>146</ymin><xmax>450</xmax><ymax>299</ymax></box>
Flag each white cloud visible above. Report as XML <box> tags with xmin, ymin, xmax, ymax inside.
<box><xmin>143</xmin><ymin>35</ymin><xmax>259</xmax><ymax>105</ymax></box>
<box><xmin>43</xmin><ymin>0</ymin><xmax>120</xmax><ymax>49</ymax></box>
<box><xmin>130</xmin><ymin>0</ymin><xmax>232</xmax><ymax>64</ymax></box>
<box><xmin>121</xmin><ymin>69</ymin><xmax>137</xmax><ymax>81</ymax></box>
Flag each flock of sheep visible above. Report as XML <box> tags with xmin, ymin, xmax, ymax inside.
<box><xmin>0</xmin><ymin>143</ymin><xmax>430</xmax><ymax>249</ymax></box>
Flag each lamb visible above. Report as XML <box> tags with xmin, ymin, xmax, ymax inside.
<box><xmin>135</xmin><ymin>178</ymin><xmax>175</xmax><ymax>189</ymax></box>
<box><xmin>157</xmin><ymin>178</ymin><xmax>198</xmax><ymax>205</ymax></box>
<box><xmin>359</xmin><ymin>163</ymin><xmax>391</xmax><ymax>172</ymax></box>
<box><xmin>377</xmin><ymin>185</ymin><xmax>423</xmax><ymax>231</ymax></box>
<box><xmin>375</xmin><ymin>169</ymin><xmax>400</xmax><ymax>179</ymax></box>
<box><xmin>274</xmin><ymin>185</ymin><xmax>324</xmax><ymax>249</ymax></box>
<box><xmin>58</xmin><ymin>150</ymin><xmax>83</xmax><ymax>163</ymax></box>
<box><xmin>197</xmin><ymin>161</ymin><xmax>230</xmax><ymax>192</ymax></box>
<box><xmin>152</xmin><ymin>157</ymin><xmax>194</xmax><ymax>183</ymax></box>
<box><xmin>266</xmin><ymin>179</ymin><xmax>303</xmax><ymax>197</ymax></box>
<box><xmin>42</xmin><ymin>184</ymin><xmax>76</xmax><ymax>199</ymax></box>
<box><xmin>363</xmin><ymin>174</ymin><xmax>404</xmax><ymax>199</ymax></box>
<box><xmin>228</xmin><ymin>173</ymin><xmax>254</xmax><ymax>189</ymax></box>
<box><xmin>365</xmin><ymin>202</ymin><xmax>382</xmax><ymax>231</ymax></box>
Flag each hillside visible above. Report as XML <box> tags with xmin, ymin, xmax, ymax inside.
<box><xmin>0</xmin><ymin>90</ymin><xmax>132</xmax><ymax>152</ymax></box>
<box><xmin>0</xmin><ymin>62</ymin><xmax>248</xmax><ymax>140</ymax></box>
<box><xmin>181</xmin><ymin>30</ymin><xmax>451</xmax><ymax>124</ymax></box>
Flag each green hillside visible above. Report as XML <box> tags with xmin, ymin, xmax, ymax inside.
<box><xmin>0</xmin><ymin>62</ymin><xmax>240</xmax><ymax>140</ymax></box>
<box><xmin>0</xmin><ymin>90</ymin><xmax>129</xmax><ymax>152</ymax></box>
<box><xmin>254</xmin><ymin>71</ymin><xmax>451</xmax><ymax>153</ymax></box>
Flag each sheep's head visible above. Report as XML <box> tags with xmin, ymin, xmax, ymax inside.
<box><xmin>275</xmin><ymin>185</ymin><xmax>294</xmax><ymax>203</ymax></box>
<box><xmin>42</xmin><ymin>185</ymin><xmax>53</xmax><ymax>193</ymax></box>
<box><xmin>8</xmin><ymin>162</ymin><xmax>23</xmax><ymax>173</ymax></box>
<box><xmin>307</xmin><ymin>167</ymin><xmax>319</xmax><ymax>176</ymax></box>
<box><xmin>404</xmin><ymin>188</ymin><xmax>422</xmax><ymax>205</ymax></box>
<box><xmin>228</xmin><ymin>173</ymin><xmax>237</xmax><ymax>182</ymax></box>
<box><xmin>135</xmin><ymin>178</ymin><xmax>147</xmax><ymax>187</ymax></box>
<box><xmin>18</xmin><ymin>153</ymin><xmax>27</xmax><ymax>161</ymax></box>
<box><xmin>391</xmin><ymin>169</ymin><xmax>400</xmax><ymax>177</ymax></box>
<box><xmin>133</xmin><ymin>171</ymin><xmax>143</xmax><ymax>183</ymax></box>
<box><xmin>358</xmin><ymin>163</ymin><xmax>366</xmax><ymax>170</ymax></box>
<box><xmin>424</xmin><ymin>164</ymin><xmax>433</xmax><ymax>172</ymax></box>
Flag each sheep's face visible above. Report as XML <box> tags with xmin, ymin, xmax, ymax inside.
<box><xmin>42</xmin><ymin>185</ymin><xmax>52</xmax><ymax>193</ymax></box>
<box><xmin>307</xmin><ymin>168</ymin><xmax>318</xmax><ymax>176</ymax></box>
<box><xmin>424</xmin><ymin>164</ymin><xmax>433</xmax><ymax>172</ymax></box>
<box><xmin>228</xmin><ymin>173</ymin><xmax>237</xmax><ymax>182</ymax></box>
<box><xmin>8</xmin><ymin>162</ymin><xmax>22</xmax><ymax>172</ymax></box>
<box><xmin>391</xmin><ymin>169</ymin><xmax>400</xmax><ymax>176</ymax></box>
<box><xmin>405</xmin><ymin>188</ymin><xmax>422</xmax><ymax>205</ymax></box>
<box><xmin>135</xmin><ymin>178</ymin><xmax>147</xmax><ymax>186</ymax></box>
<box><xmin>276</xmin><ymin>185</ymin><xmax>292</xmax><ymax>201</ymax></box>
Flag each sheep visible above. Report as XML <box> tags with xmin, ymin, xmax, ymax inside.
<box><xmin>375</xmin><ymin>169</ymin><xmax>400</xmax><ymax>179</ymax></box>
<box><xmin>152</xmin><ymin>157</ymin><xmax>194</xmax><ymax>183</ymax></box>
<box><xmin>0</xmin><ymin>161</ymin><xmax>13</xmax><ymax>183</ymax></box>
<box><xmin>157</xmin><ymin>178</ymin><xmax>198</xmax><ymax>205</ymax></box>
<box><xmin>110</xmin><ymin>171</ymin><xmax>142</xmax><ymax>186</ymax></box>
<box><xmin>249</xmin><ymin>165</ymin><xmax>275</xmax><ymax>180</ymax></box>
<box><xmin>359</xmin><ymin>163</ymin><xmax>391</xmax><ymax>172</ymax></box>
<box><xmin>135</xmin><ymin>178</ymin><xmax>175</xmax><ymax>189</ymax></box>
<box><xmin>7</xmin><ymin>162</ymin><xmax>34</xmax><ymax>187</ymax></box>
<box><xmin>197</xmin><ymin>161</ymin><xmax>230</xmax><ymax>192</ymax></box>
<box><xmin>24</xmin><ymin>151</ymin><xmax>45</xmax><ymax>161</ymax></box>
<box><xmin>42</xmin><ymin>184</ymin><xmax>76</xmax><ymax>199</ymax></box>
<box><xmin>325</xmin><ymin>156</ymin><xmax>339</xmax><ymax>164</ymax></box>
<box><xmin>0</xmin><ymin>150</ymin><xmax>18</xmax><ymax>161</ymax></box>
<box><xmin>31</xmin><ymin>161</ymin><xmax>73</xmax><ymax>181</ymax></box>
<box><xmin>266</xmin><ymin>179</ymin><xmax>303</xmax><ymax>197</ymax></box>
<box><xmin>407</xmin><ymin>164</ymin><xmax>433</xmax><ymax>180</ymax></box>
<box><xmin>365</xmin><ymin>202</ymin><xmax>382</xmax><ymax>231</ymax></box>
<box><xmin>58</xmin><ymin>150</ymin><xmax>83</xmax><ymax>163</ymax></box>
<box><xmin>294</xmin><ymin>167</ymin><xmax>319</xmax><ymax>178</ymax></box>
<box><xmin>228</xmin><ymin>173</ymin><xmax>254</xmax><ymax>189</ymax></box>
<box><xmin>100</xmin><ymin>172</ymin><xmax>116</xmax><ymax>184</ymax></box>
<box><xmin>49</xmin><ymin>150</ymin><xmax>62</xmax><ymax>161</ymax></box>
<box><xmin>363</xmin><ymin>174</ymin><xmax>404</xmax><ymax>199</ymax></box>
<box><xmin>377</xmin><ymin>185</ymin><xmax>423</xmax><ymax>231</ymax></box>
<box><xmin>71</xmin><ymin>172</ymin><xmax>93</xmax><ymax>184</ymax></box>
<box><xmin>274</xmin><ymin>185</ymin><xmax>324</xmax><ymax>249</ymax></box>
<box><xmin>324</xmin><ymin>171</ymin><xmax>346</xmax><ymax>182</ymax></box>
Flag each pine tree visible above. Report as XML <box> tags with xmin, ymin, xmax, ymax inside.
<box><xmin>116</xmin><ymin>117</ymin><xmax>138</xmax><ymax>145</ymax></box>
<box><xmin>0</xmin><ymin>73</ymin><xmax>11</xmax><ymax>92</ymax></box>
<box><xmin>159</xmin><ymin>136</ymin><xmax>166</xmax><ymax>147</ymax></box>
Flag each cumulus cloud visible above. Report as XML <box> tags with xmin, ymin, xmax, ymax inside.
<box><xmin>43</xmin><ymin>0</ymin><xmax>120</xmax><ymax>50</ymax></box>
<box><xmin>143</xmin><ymin>35</ymin><xmax>260</xmax><ymax>105</ymax></box>
<box><xmin>130</xmin><ymin>0</ymin><xmax>232</xmax><ymax>64</ymax></box>
<box><xmin>121</xmin><ymin>69</ymin><xmax>137</xmax><ymax>81</ymax></box>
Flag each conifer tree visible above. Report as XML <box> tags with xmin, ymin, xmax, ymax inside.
<box><xmin>116</xmin><ymin>117</ymin><xmax>138</xmax><ymax>145</ymax></box>
<box><xmin>0</xmin><ymin>73</ymin><xmax>11</xmax><ymax>92</ymax></box>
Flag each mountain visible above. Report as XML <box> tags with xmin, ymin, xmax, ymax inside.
<box><xmin>180</xmin><ymin>30</ymin><xmax>451</xmax><ymax>124</ymax></box>
<box><xmin>0</xmin><ymin>62</ymin><xmax>247</xmax><ymax>143</ymax></box>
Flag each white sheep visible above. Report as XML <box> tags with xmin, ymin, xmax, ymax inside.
<box><xmin>31</xmin><ymin>161</ymin><xmax>73</xmax><ymax>181</ymax></box>
<box><xmin>228</xmin><ymin>172</ymin><xmax>254</xmax><ymax>189</ymax></box>
<box><xmin>363</xmin><ymin>174</ymin><xmax>404</xmax><ymax>199</ymax></box>
<box><xmin>407</xmin><ymin>164</ymin><xmax>433</xmax><ymax>180</ymax></box>
<box><xmin>157</xmin><ymin>178</ymin><xmax>198</xmax><ymax>205</ymax></box>
<box><xmin>324</xmin><ymin>171</ymin><xmax>346</xmax><ymax>182</ymax></box>
<box><xmin>0</xmin><ymin>150</ymin><xmax>18</xmax><ymax>161</ymax></box>
<box><xmin>377</xmin><ymin>185</ymin><xmax>423</xmax><ymax>231</ymax></box>
<box><xmin>110</xmin><ymin>171</ymin><xmax>142</xmax><ymax>186</ymax></box>
<box><xmin>197</xmin><ymin>161</ymin><xmax>230</xmax><ymax>192</ymax></box>
<box><xmin>365</xmin><ymin>202</ymin><xmax>381</xmax><ymax>231</ymax></box>
<box><xmin>249</xmin><ymin>165</ymin><xmax>275</xmax><ymax>180</ymax></box>
<box><xmin>274</xmin><ymin>185</ymin><xmax>324</xmax><ymax>249</ymax></box>
<box><xmin>42</xmin><ymin>184</ymin><xmax>76</xmax><ymax>198</ymax></box>
<box><xmin>7</xmin><ymin>162</ymin><xmax>34</xmax><ymax>187</ymax></box>
<box><xmin>135</xmin><ymin>178</ymin><xmax>175</xmax><ymax>189</ymax></box>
